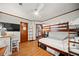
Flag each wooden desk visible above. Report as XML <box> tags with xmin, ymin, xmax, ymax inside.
<box><xmin>0</xmin><ymin>47</ymin><xmax>6</xmax><ymax>56</ymax></box>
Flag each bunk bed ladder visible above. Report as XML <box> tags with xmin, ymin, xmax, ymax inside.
<box><xmin>68</xmin><ymin>25</ymin><xmax>79</xmax><ymax>56</ymax></box>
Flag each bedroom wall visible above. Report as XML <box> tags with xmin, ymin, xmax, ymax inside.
<box><xmin>0</xmin><ymin>12</ymin><xmax>28</xmax><ymax>24</ymax></box>
<box><xmin>70</xmin><ymin>18</ymin><xmax>79</xmax><ymax>25</ymax></box>
<box><xmin>42</xmin><ymin>10</ymin><xmax>79</xmax><ymax>26</ymax></box>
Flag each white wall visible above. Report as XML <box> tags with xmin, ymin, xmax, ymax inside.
<box><xmin>0</xmin><ymin>13</ymin><xmax>28</xmax><ymax>24</ymax></box>
<box><xmin>42</xmin><ymin>10</ymin><xmax>79</xmax><ymax>26</ymax></box>
<box><xmin>70</xmin><ymin>18</ymin><xmax>79</xmax><ymax>25</ymax></box>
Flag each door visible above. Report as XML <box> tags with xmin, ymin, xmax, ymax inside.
<box><xmin>20</xmin><ymin>22</ymin><xmax>28</xmax><ymax>43</ymax></box>
<box><xmin>36</xmin><ymin>24</ymin><xmax>43</xmax><ymax>39</ymax></box>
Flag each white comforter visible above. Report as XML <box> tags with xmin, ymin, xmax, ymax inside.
<box><xmin>39</xmin><ymin>38</ymin><xmax>79</xmax><ymax>55</ymax></box>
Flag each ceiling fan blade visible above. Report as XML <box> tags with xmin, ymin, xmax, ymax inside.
<box><xmin>36</xmin><ymin>3</ymin><xmax>44</xmax><ymax>12</ymax></box>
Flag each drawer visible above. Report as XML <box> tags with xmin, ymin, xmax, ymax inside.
<box><xmin>40</xmin><ymin>43</ymin><xmax>46</xmax><ymax>50</ymax></box>
<box><xmin>0</xmin><ymin>39</ymin><xmax>6</xmax><ymax>48</ymax></box>
<box><xmin>3</xmin><ymin>37</ymin><xmax>10</xmax><ymax>45</ymax></box>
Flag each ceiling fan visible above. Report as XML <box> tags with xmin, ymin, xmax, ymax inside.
<box><xmin>34</xmin><ymin>3</ymin><xmax>44</xmax><ymax>15</ymax></box>
<box><xmin>19</xmin><ymin>3</ymin><xmax>23</xmax><ymax>6</ymax></box>
<box><xmin>18</xmin><ymin>3</ymin><xmax>44</xmax><ymax>15</ymax></box>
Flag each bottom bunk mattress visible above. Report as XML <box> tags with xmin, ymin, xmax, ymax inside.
<box><xmin>39</xmin><ymin>38</ymin><xmax>79</xmax><ymax>55</ymax></box>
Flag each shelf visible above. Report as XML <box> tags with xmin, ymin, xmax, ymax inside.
<box><xmin>43</xmin><ymin>22</ymin><xmax>68</xmax><ymax>27</ymax></box>
<box><xmin>57</xmin><ymin>26</ymin><xmax>67</xmax><ymax>28</ymax></box>
<box><xmin>69</xmin><ymin>32</ymin><xmax>77</xmax><ymax>34</ymax></box>
<box><xmin>69</xmin><ymin>41</ymin><xmax>79</xmax><ymax>44</ymax></box>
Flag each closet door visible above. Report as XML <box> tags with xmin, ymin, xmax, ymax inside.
<box><xmin>20</xmin><ymin>22</ymin><xmax>28</xmax><ymax>43</ymax></box>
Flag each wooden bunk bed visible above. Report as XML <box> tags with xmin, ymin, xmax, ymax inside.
<box><xmin>38</xmin><ymin>22</ymin><xmax>79</xmax><ymax>56</ymax></box>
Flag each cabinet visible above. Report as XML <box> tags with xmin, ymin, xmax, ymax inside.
<box><xmin>0</xmin><ymin>37</ymin><xmax>11</xmax><ymax>56</ymax></box>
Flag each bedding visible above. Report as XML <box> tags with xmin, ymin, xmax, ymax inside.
<box><xmin>48</xmin><ymin>32</ymin><xmax>68</xmax><ymax>40</ymax></box>
<box><xmin>39</xmin><ymin>38</ymin><xmax>68</xmax><ymax>51</ymax></box>
<box><xmin>39</xmin><ymin>38</ymin><xmax>79</xmax><ymax>55</ymax></box>
<box><xmin>48</xmin><ymin>31</ymin><xmax>76</xmax><ymax>40</ymax></box>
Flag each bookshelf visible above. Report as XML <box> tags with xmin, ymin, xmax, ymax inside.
<box><xmin>28</xmin><ymin>25</ymin><xmax>33</xmax><ymax>41</ymax></box>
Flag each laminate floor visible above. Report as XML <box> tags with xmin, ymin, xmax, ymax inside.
<box><xmin>12</xmin><ymin>40</ymin><xmax>52</xmax><ymax>56</ymax></box>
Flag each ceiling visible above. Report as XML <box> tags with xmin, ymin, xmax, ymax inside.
<box><xmin>0</xmin><ymin>3</ymin><xmax>79</xmax><ymax>22</ymax></box>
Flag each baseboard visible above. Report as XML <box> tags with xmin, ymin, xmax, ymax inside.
<box><xmin>28</xmin><ymin>40</ymin><xmax>35</xmax><ymax>42</ymax></box>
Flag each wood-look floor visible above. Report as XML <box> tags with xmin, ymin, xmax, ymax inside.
<box><xmin>12</xmin><ymin>40</ymin><xmax>52</xmax><ymax>56</ymax></box>
<box><xmin>0</xmin><ymin>47</ymin><xmax>6</xmax><ymax>56</ymax></box>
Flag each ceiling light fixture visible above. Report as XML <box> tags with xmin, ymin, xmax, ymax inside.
<box><xmin>34</xmin><ymin>11</ymin><xmax>39</xmax><ymax>15</ymax></box>
<box><xmin>34</xmin><ymin>3</ymin><xmax>44</xmax><ymax>16</ymax></box>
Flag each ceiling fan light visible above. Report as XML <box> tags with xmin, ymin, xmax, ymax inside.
<box><xmin>34</xmin><ymin>12</ymin><xmax>39</xmax><ymax>15</ymax></box>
